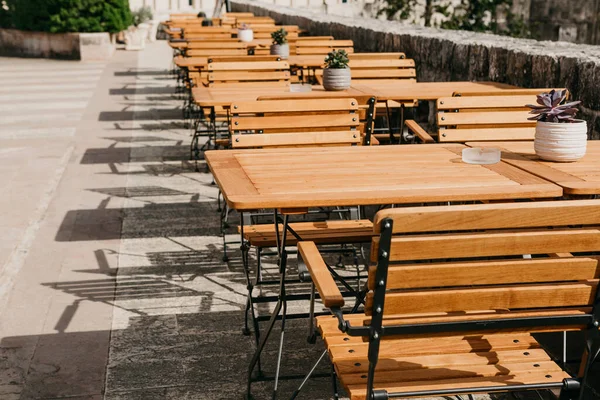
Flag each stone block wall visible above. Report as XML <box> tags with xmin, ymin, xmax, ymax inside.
<box><xmin>232</xmin><ymin>0</ymin><xmax>600</xmax><ymax>139</ymax></box>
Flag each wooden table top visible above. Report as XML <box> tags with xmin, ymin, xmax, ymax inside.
<box><xmin>192</xmin><ymin>85</ymin><xmax>371</xmax><ymax>107</ymax></box>
<box><xmin>352</xmin><ymin>81</ymin><xmax>516</xmax><ymax>101</ymax></box>
<box><xmin>206</xmin><ymin>144</ymin><xmax>562</xmax><ymax>210</ymax></box>
<box><xmin>467</xmin><ymin>141</ymin><xmax>600</xmax><ymax>195</ymax></box>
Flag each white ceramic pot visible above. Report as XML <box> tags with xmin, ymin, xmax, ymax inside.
<box><xmin>238</xmin><ymin>29</ymin><xmax>254</xmax><ymax>42</ymax></box>
<box><xmin>270</xmin><ymin>44</ymin><xmax>289</xmax><ymax>59</ymax></box>
<box><xmin>534</xmin><ymin>120</ymin><xmax>588</xmax><ymax>162</ymax></box>
<box><xmin>323</xmin><ymin>67</ymin><xmax>351</xmax><ymax>91</ymax></box>
<box><xmin>124</xmin><ymin>24</ymin><xmax>149</xmax><ymax>50</ymax></box>
<box><xmin>147</xmin><ymin>20</ymin><xmax>159</xmax><ymax>42</ymax></box>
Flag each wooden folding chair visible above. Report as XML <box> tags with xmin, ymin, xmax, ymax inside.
<box><xmin>229</xmin><ymin>98</ymin><xmax>364</xmax><ymax>148</ymax></box>
<box><xmin>293</xmin><ymin>200</ymin><xmax>600</xmax><ymax>400</ymax></box>
<box><xmin>405</xmin><ymin>94</ymin><xmax>538</xmax><ymax>143</ymax></box>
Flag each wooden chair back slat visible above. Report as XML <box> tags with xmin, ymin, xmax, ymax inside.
<box><xmin>295</xmin><ymin>40</ymin><xmax>354</xmax><ymax>55</ymax></box>
<box><xmin>186</xmin><ymin>41</ymin><xmax>248</xmax><ymax>49</ymax></box>
<box><xmin>435</xmin><ymin>95</ymin><xmax>538</xmax><ymax>142</ymax></box>
<box><xmin>452</xmin><ymin>88</ymin><xmax>567</xmax><ymax>97</ymax></box>
<box><xmin>232</xmin><ymin>114</ymin><xmax>359</xmax><ymax>131</ymax></box>
<box><xmin>367</xmin><ymin>200</ymin><xmax>600</xmax><ymax>318</ymax></box>
<box><xmin>349</xmin><ymin>52</ymin><xmax>406</xmax><ymax>60</ymax></box>
<box><xmin>187</xmin><ymin>49</ymin><xmax>248</xmax><ymax>57</ymax></box>
<box><xmin>232</xmin><ymin>130</ymin><xmax>361</xmax><ymax>148</ymax></box>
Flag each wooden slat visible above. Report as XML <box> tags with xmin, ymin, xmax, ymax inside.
<box><xmin>336</xmin><ymin>348</ymin><xmax>552</xmax><ymax>374</ymax></box>
<box><xmin>438</xmin><ymin>110</ymin><xmax>532</xmax><ymax>126</ymax></box>
<box><xmin>186</xmin><ymin>41</ymin><xmax>247</xmax><ymax>49</ymax></box>
<box><xmin>209</xmin><ymin>81</ymin><xmax>290</xmax><ymax>88</ymax></box>
<box><xmin>438</xmin><ymin>95</ymin><xmax>538</xmax><ymax>110</ymax></box>
<box><xmin>452</xmin><ymin>88</ymin><xmax>566</xmax><ymax>97</ymax></box>
<box><xmin>439</xmin><ymin>127</ymin><xmax>535</xmax><ymax>142</ymax></box>
<box><xmin>209</xmin><ymin>70</ymin><xmax>290</xmax><ymax>81</ymax></box>
<box><xmin>350</xmin><ymin>52</ymin><xmax>406</xmax><ymax>60</ymax></box>
<box><xmin>373</xmin><ymin>199</ymin><xmax>600</xmax><ymax>233</ymax></box>
<box><xmin>341</xmin><ymin>360</ymin><xmax>562</xmax><ymax>386</ymax></box>
<box><xmin>349</xmin><ymin>59</ymin><xmax>414</xmax><ymax>68</ymax></box>
<box><xmin>297</xmin><ymin>241</ymin><xmax>345</xmax><ymax>308</ymax></box>
<box><xmin>231</xmin><ymin>131</ymin><xmax>360</xmax><ymax>148</ymax></box>
<box><xmin>187</xmin><ymin>49</ymin><xmax>247</xmax><ymax>56</ymax></box>
<box><xmin>207</xmin><ymin>61</ymin><xmax>290</xmax><ymax>71</ymax></box>
<box><xmin>296</xmin><ymin>40</ymin><xmax>354</xmax><ymax>47</ymax></box>
<box><xmin>297</xmin><ymin>47</ymin><xmax>354</xmax><ymax>55</ymax></box>
<box><xmin>326</xmin><ymin>332</ymin><xmax>542</xmax><ymax>361</ymax></box>
<box><xmin>369</xmin><ymin>257</ymin><xmax>600</xmax><ymax>290</ymax></box>
<box><xmin>371</xmin><ymin>229</ymin><xmax>600</xmax><ymax>262</ymax></box>
<box><xmin>405</xmin><ymin>120</ymin><xmax>435</xmax><ymax>143</ymax></box>
<box><xmin>346</xmin><ymin>371</ymin><xmax>570</xmax><ymax>400</ymax></box>
<box><xmin>351</xmin><ymin>69</ymin><xmax>416</xmax><ymax>79</ymax></box>
<box><xmin>231</xmin><ymin>114</ymin><xmax>359</xmax><ymax>130</ymax></box>
<box><xmin>232</xmin><ymin>98</ymin><xmax>358</xmax><ymax>113</ymax></box>
<box><xmin>366</xmin><ymin>281</ymin><xmax>597</xmax><ymax>315</ymax></box>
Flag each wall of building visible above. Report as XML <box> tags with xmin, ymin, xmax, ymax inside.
<box><xmin>129</xmin><ymin>0</ymin><xmax>218</xmax><ymax>19</ymax></box>
<box><xmin>232</xmin><ymin>0</ymin><xmax>600</xmax><ymax>139</ymax></box>
<box><xmin>529</xmin><ymin>0</ymin><xmax>600</xmax><ymax>44</ymax></box>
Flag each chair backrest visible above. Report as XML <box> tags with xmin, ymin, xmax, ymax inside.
<box><xmin>295</xmin><ymin>40</ymin><xmax>354</xmax><ymax>55</ymax></box>
<box><xmin>368</xmin><ymin>200</ymin><xmax>600</xmax><ymax>336</ymax></box>
<box><xmin>187</xmin><ymin>48</ymin><xmax>248</xmax><ymax>57</ymax></box>
<box><xmin>222</xmin><ymin>12</ymin><xmax>254</xmax><ymax>18</ymax></box>
<box><xmin>348</xmin><ymin>59</ymin><xmax>416</xmax><ymax>83</ymax></box>
<box><xmin>206</xmin><ymin>61</ymin><xmax>291</xmax><ymax>87</ymax></box>
<box><xmin>242</xmin><ymin>25</ymin><xmax>301</xmax><ymax>40</ymax></box>
<box><xmin>229</xmin><ymin>98</ymin><xmax>364</xmax><ymax>148</ymax></box>
<box><xmin>186</xmin><ymin>39</ymin><xmax>247</xmax><ymax>49</ymax></box>
<box><xmin>207</xmin><ymin>55</ymin><xmax>283</xmax><ymax>63</ymax></box>
<box><xmin>349</xmin><ymin>52</ymin><xmax>406</xmax><ymax>60</ymax></box>
<box><xmin>435</xmin><ymin>94</ymin><xmax>537</xmax><ymax>142</ymax></box>
<box><xmin>255</xmin><ymin>94</ymin><xmax>377</xmax><ymax>145</ymax></box>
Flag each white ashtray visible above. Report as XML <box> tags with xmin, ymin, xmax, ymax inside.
<box><xmin>289</xmin><ymin>84</ymin><xmax>312</xmax><ymax>93</ymax></box>
<box><xmin>462</xmin><ymin>147</ymin><xmax>501</xmax><ymax>165</ymax></box>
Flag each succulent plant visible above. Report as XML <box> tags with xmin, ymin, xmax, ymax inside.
<box><xmin>238</xmin><ymin>23</ymin><xmax>250</xmax><ymax>30</ymax></box>
<box><xmin>526</xmin><ymin>90</ymin><xmax>581</xmax><ymax>123</ymax></box>
<box><xmin>271</xmin><ymin>28</ymin><xmax>288</xmax><ymax>45</ymax></box>
<box><xmin>324</xmin><ymin>49</ymin><xmax>350</xmax><ymax>69</ymax></box>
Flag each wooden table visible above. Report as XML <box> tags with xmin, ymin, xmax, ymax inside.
<box><xmin>467</xmin><ymin>141</ymin><xmax>600</xmax><ymax>195</ymax></box>
<box><xmin>192</xmin><ymin>84</ymin><xmax>372</xmax><ymax>108</ymax></box>
<box><xmin>206</xmin><ymin>144</ymin><xmax>562</xmax><ymax>210</ymax></box>
<box><xmin>207</xmin><ymin>143</ymin><xmax>562</xmax><ymax>398</ymax></box>
<box><xmin>352</xmin><ymin>81</ymin><xmax>517</xmax><ymax>102</ymax></box>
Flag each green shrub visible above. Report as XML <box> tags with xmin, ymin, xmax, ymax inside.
<box><xmin>0</xmin><ymin>0</ymin><xmax>133</xmax><ymax>33</ymax></box>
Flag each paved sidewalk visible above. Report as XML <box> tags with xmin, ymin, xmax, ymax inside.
<box><xmin>0</xmin><ymin>42</ymin><xmax>332</xmax><ymax>400</ymax></box>
<box><xmin>0</xmin><ymin>41</ymin><xmax>597</xmax><ymax>400</ymax></box>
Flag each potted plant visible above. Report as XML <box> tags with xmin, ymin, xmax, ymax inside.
<box><xmin>526</xmin><ymin>89</ymin><xmax>587</xmax><ymax>162</ymax></box>
<box><xmin>270</xmin><ymin>28</ymin><xmax>289</xmax><ymax>59</ymax></box>
<box><xmin>125</xmin><ymin>6</ymin><xmax>152</xmax><ymax>50</ymax></box>
<box><xmin>238</xmin><ymin>23</ymin><xmax>253</xmax><ymax>42</ymax></box>
<box><xmin>323</xmin><ymin>49</ymin><xmax>351</xmax><ymax>91</ymax></box>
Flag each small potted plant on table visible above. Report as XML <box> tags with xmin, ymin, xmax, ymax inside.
<box><xmin>527</xmin><ymin>89</ymin><xmax>587</xmax><ymax>162</ymax></box>
<box><xmin>270</xmin><ymin>28</ymin><xmax>289</xmax><ymax>59</ymax></box>
<box><xmin>238</xmin><ymin>23</ymin><xmax>253</xmax><ymax>42</ymax></box>
<box><xmin>323</xmin><ymin>49</ymin><xmax>351</xmax><ymax>91</ymax></box>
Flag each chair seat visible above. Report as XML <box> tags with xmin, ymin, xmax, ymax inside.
<box><xmin>316</xmin><ymin>314</ymin><xmax>570</xmax><ymax>400</ymax></box>
<box><xmin>240</xmin><ymin>220</ymin><xmax>373</xmax><ymax>247</ymax></box>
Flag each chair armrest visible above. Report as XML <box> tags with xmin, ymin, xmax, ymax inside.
<box><xmin>405</xmin><ymin>120</ymin><xmax>435</xmax><ymax>143</ymax></box>
<box><xmin>298</xmin><ymin>241</ymin><xmax>345</xmax><ymax>308</ymax></box>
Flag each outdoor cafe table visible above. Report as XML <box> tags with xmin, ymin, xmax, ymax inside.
<box><xmin>192</xmin><ymin>84</ymin><xmax>372</xmax><ymax>108</ymax></box>
<box><xmin>205</xmin><ymin>144</ymin><xmax>562</xmax><ymax>395</ymax></box>
<box><xmin>467</xmin><ymin>140</ymin><xmax>600</xmax><ymax>196</ymax></box>
<box><xmin>352</xmin><ymin>81</ymin><xmax>517</xmax><ymax>102</ymax></box>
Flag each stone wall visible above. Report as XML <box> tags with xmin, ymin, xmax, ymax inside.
<box><xmin>232</xmin><ymin>0</ymin><xmax>600</xmax><ymax>139</ymax></box>
<box><xmin>0</xmin><ymin>29</ymin><xmax>114</xmax><ymax>61</ymax></box>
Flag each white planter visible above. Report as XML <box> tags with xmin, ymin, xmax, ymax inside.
<box><xmin>238</xmin><ymin>29</ymin><xmax>254</xmax><ymax>42</ymax></box>
<box><xmin>270</xmin><ymin>43</ymin><xmax>289</xmax><ymax>59</ymax></box>
<box><xmin>323</xmin><ymin>67</ymin><xmax>351</xmax><ymax>91</ymax></box>
<box><xmin>147</xmin><ymin>20</ymin><xmax>159</xmax><ymax>42</ymax></box>
<box><xmin>124</xmin><ymin>23</ymin><xmax>150</xmax><ymax>50</ymax></box>
<box><xmin>534</xmin><ymin>120</ymin><xmax>588</xmax><ymax>162</ymax></box>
